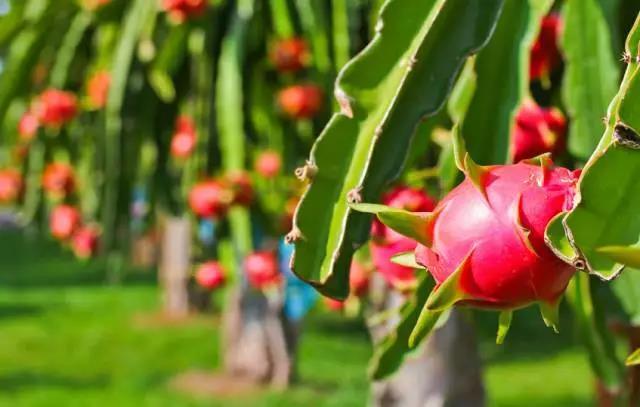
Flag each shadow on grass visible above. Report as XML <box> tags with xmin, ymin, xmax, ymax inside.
<box><xmin>0</xmin><ymin>303</ymin><xmax>44</xmax><ymax>320</ymax></box>
<box><xmin>0</xmin><ymin>371</ymin><xmax>108</xmax><ymax>392</ymax></box>
<box><xmin>0</xmin><ymin>230</ymin><xmax>156</xmax><ymax>289</ymax></box>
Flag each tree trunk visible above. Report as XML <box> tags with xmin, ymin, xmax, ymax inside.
<box><xmin>222</xmin><ymin>285</ymin><xmax>295</xmax><ymax>389</ymax></box>
<box><xmin>131</xmin><ymin>230</ymin><xmax>158</xmax><ymax>269</ymax></box>
<box><xmin>369</xmin><ymin>279</ymin><xmax>485</xmax><ymax>407</ymax></box>
<box><xmin>159</xmin><ymin>216</ymin><xmax>191</xmax><ymax>318</ymax></box>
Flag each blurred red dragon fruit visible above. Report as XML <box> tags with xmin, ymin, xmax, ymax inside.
<box><xmin>512</xmin><ymin>100</ymin><xmax>566</xmax><ymax>163</ymax></box>
<box><xmin>163</xmin><ymin>0</ymin><xmax>207</xmax><ymax>23</ymax></box>
<box><xmin>0</xmin><ymin>169</ymin><xmax>23</xmax><ymax>204</ymax></box>
<box><xmin>254</xmin><ymin>150</ymin><xmax>282</xmax><ymax>179</ymax></box>
<box><xmin>530</xmin><ymin>14</ymin><xmax>562</xmax><ymax>83</ymax></box>
<box><xmin>195</xmin><ymin>261</ymin><xmax>226</xmax><ymax>290</ymax></box>
<box><xmin>224</xmin><ymin>170</ymin><xmax>254</xmax><ymax>206</ymax></box>
<box><xmin>34</xmin><ymin>89</ymin><xmax>78</xmax><ymax>128</ymax></box>
<box><xmin>278</xmin><ymin>84</ymin><xmax>323</xmax><ymax>119</ymax></box>
<box><xmin>349</xmin><ymin>259</ymin><xmax>371</xmax><ymax>298</ymax></box>
<box><xmin>18</xmin><ymin>110</ymin><xmax>40</xmax><ymax>142</ymax></box>
<box><xmin>324</xmin><ymin>297</ymin><xmax>345</xmax><ymax>312</ymax></box>
<box><xmin>42</xmin><ymin>162</ymin><xmax>75</xmax><ymax>198</ymax></box>
<box><xmin>188</xmin><ymin>180</ymin><xmax>233</xmax><ymax>219</ymax></box>
<box><xmin>370</xmin><ymin>186</ymin><xmax>436</xmax><ymax>290</ymax></box>
<box><xmin>50</xmin><ymin>205</ymin><xmax>81</xmax><ymax>240</ymax></box>
<box><xmin>87</xmin><ymin>70</ymin><xmax>111</xmax><ymax>109</ymax></box>
<box><xmin>270</xmin><ymin>38</ymin><xmax>310</xmax><ymax>73</ymax></box>
<box><xmin>71</xmin><ymin>226</ymin><xmax>100</xmax><ymax>259</ymax></box>
<box><xmin>244</xmin><ymin>251</ymin><xmax>282</xmax><ymax>290</ymax></box>
<box><xmin>170</xmin><ymin>115</ymin><xmax>197</xmax><ymax>159</ymax></box>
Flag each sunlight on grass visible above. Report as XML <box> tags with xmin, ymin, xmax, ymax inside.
<box><xmin>0</xmin><ymin>231</ymin><xmax>594</xmax><ymax>406</ymax></box>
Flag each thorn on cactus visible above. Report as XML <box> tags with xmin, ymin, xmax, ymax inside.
<box><xmin>285</xmin><ymin>227</ymin><xmax>302</xmax><ymax>244</ymax></box>
<box><xmin>346</xmin><ymin>187</ymin><xmax>363</xmax><ymax>204</ymax></box>
<box><xmin>335</xmin><ymin>88</ymin><xmax>353</xmax><ymax>118</ymax></box>
<box><xmin>294</xmin><ymin>161</ymin><xmax>317</xmax><ymax>181</ymax></box>
<box><xmin>496</xmin><ymin>310</ymin><xmax>513</xmax><ymax>345</ymax></box>
<box><xmin>622</xmin><ymin>51</ymin><xmax>632</xmax><ymax>64</ymax></box>
<box><xmin>407</xmin><ymin>55</ymin><xmax>417</xmax><ymax>71</ymax></box>
<box><xmin>573</xmin><ymin>258</ymin><xmax>586</xmax><ymax>271</ymax></box>
<box><xmin>613</xmin><ymin>123</ymin><xmax>640</xmax><ymax>149</ymax></box>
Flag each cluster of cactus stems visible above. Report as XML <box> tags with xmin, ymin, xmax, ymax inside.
<box><xmin>289</xmin><ymin>0</ymin><xmax>640</xmax><ymax>390</ymax></box>
<box><xmin>0</xmin><ymin>0</ymin><xmax>370</xmax><ymax>288</ymax></box>
<box><xmin>4</xmin><ymin>0</ymin><xmax>640</xmax><ymax>397</ymax></box>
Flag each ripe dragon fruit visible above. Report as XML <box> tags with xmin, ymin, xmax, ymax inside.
<box><xmin>0</xmin><ymin>169</ymin><xmax>22</xmax><ymax>204</ymax></box>
<box><xmin>269</xmin><ymin>38</ymin><xmax>310</xmax><ymax>73</ymax></box>
<box><xmin>188</xmin><ymin>180</ymin><xmax>232</xmax><ymax>219</ymax></box>
<box><xmin>254</xmin><ymin>150</ymin><xmax>282</xmax><ymax>179</ymax></box>
<box><xmin>512</xmin><ymin>100</ymin><xmax>566</xmax><ymax>163</ymax></box>
<box><xmin>370</xmin><ymin>186</ymin><xmax>436</xmax><ymax>290</ymax></box>
<box><xmin>162</xmin><ymin>0</ymin><xmax>207</xmax><ymax>23</ymax></box>
<box><xmin>170</xmin><ymin>115</ymin><xmax>197</xmax><ymax>159</ymax></box>
<box><xmin>42</xmin><ymin>162</ymin><xmax>76</xmax><ymax>198</ymax></box>
<box><xmin>530</xmin><ymin>14</ymin><xmax>562</xmax><ymax>83</ymax></box>
<box><xmin>71</xmin><ymin>226</ymin><xmax>100</xmax><ymax>259</ymax></box>
<box><xmin>34</xmin><ymin>89</ymin><xmax>78</xmax><ymax>128</ymax></box>
<box><xmin>50</xmin><ymin>205</ymin><xmax>81</xmax><ymax>240</ymax></box>
<box><xmin>244</xmin><ymin>251</ymin><xmax>282</xmax><ymax>290</ymax></box>
<box><xmin>195</xmin><ymin>261</ymin><xmax>226</xmax><ymax>290</ymax></box>
<box><xmin>353</xmin><ymin>131</ymin><xmax>579</xmax><ymax>344</ymax></box>
<box><xmin>349</xmin><ymin>259</ymin><xmax>371</xmax><ymax>298</ymax></box>
<box><xmin>18</xmin><ymin>111</ymin><xmax>40</xmax><ymax>142</ymax></box>
<box><xmin>224</xmin><ymin>170</ymin><xmax>254</xmax><ymax>206</ymax></box>
<box><xmin>277</xmin><ymin>84</ymin><xmax>323</xmax><ymax>120</ymax></box>
<box><xmin>323</xmin><ymin>296</ymin><xmax>345</xmax><ymax>312</ymax></box>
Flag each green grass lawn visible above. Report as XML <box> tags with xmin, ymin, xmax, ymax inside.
<box><xmin>0</xmin><ymin>230</ymin><xmax>595</xmax><ymax>406</ymax></box>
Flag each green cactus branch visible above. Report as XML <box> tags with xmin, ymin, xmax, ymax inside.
<box><xmin>546</xmin><ymin>13</ymin><xmax>640</xmax><ymax>280</ymax></box>
<box><xmin>291</xmin><ymin>0</ymin><xmax>504</xmax><ymax>299</ymax></box>
<box><xmin>463</xmin><ymin>0</ymin><xmax>552</xmax><ymax>165</ymax></box>
<box><xmin>561</xmin><ymin>0</ymin><xmax>619</xmax><ymax>161</ymax></box>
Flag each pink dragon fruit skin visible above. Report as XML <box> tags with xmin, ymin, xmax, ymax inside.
<box><xmin>416</xmin><ymin>162</ymin><xmax>579</xmax><ymax>310</ymax></box>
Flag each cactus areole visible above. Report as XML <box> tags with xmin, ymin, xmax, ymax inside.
<box><xmin>353</xmin><ymin>131</ymin><xmax>579</xmax><ymax>342</ymax></box>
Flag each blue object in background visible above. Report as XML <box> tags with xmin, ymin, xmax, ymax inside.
<box><xmin>198</xmin><ymin>219</ymin><xmax>217</xmax><ymax>246</ymax></box>
<box><xmin>279</xmin><ymin>238</ymin><xmax>318</xmax><ymax>321</ymax></box>
<box><xmin>130</xmin><ymin>186</ymin><xmax>149</xmax><ymax>232</ymax></box>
